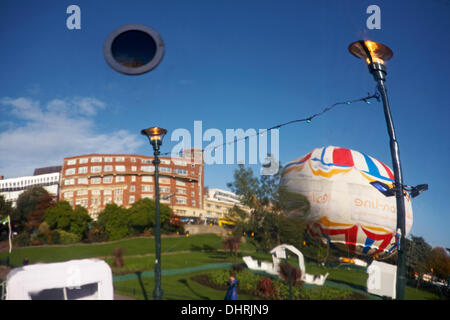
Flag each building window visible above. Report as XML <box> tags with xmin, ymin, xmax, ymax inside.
<box><xmin>131</xmin><ymin>166</ymin><xmax>137</xmax><ymax>172</ymax></box>
<box><xmin>141</xmin><ymin>165</ymin><xmax>154</xmax><ymax>172</ymax></box>
<box><xmin>131</xmin><ymin>176</ymin><xmax>136</xmax><ymax>182</ymax></box>
<box><xmin>104</xmin><ymin>165</ymin><xmax>113</xmax><ymax>172</ymax></box>
<box><xmin>176</xmin><ymin>197</ymin><xmax>187</xmax><ymax>204</ymax></box>
<box><xmin>174</xmin><ymin>168</ymin><xmax>187</xmax><ymax>175</ymax></box>
<box><xmin>91</xmin><ymin>198</ymin><xmax>100</xmax><ymax>206</ymax></box>
<box><xmin>192</xmin><ymin>200</ymin><xmax>196</xmax><ymax>206</ymax></box>
<box><xmin>65</xmin><ymin>168</ymin><xmax>76</xmax><ymax>175</ymax></box>
<box><xmin>130</xmin><ymin>185</ymin><xmax>136</xmax><ymax>192</ymax></box>
<box><xmin>91</xmin><ymin>157</ymin><xmax>102</xmax><ymax>162</ymax></box>
<box><xmin>75</xmin><ymin>198</ymin><xmax>88</xmax><ymax>207</ymax></box>
<box><xmin>91</xmin><ymin>190</ymin><xmax>101</xmax><ymax>196</ymax></box>
<box><xmin>142</xmin><ymin>195</ymin><xmax>153</xmax><ymax>200</ymax></box>
<box><xmin>116</xmin><ymin>176</ymin><xmax>125</xmax><ymax>182</ymax></box>
<box><xmin>160</xmin><ymin>167</ymin><xmax>172</xmax><ymax>173</ymax></box>
<box><xmin>160</xmin><ymin>187</ymin><xmax>171</xmax><ymax>193</ymax></box>
<box><xmin>103</xmin><ymin>176</ymin><xmax>113</xmax><ymax>184</ymax></box>
<box><xmin>64</xmin><ymin>191</ymin><xmax>73</xmax><ymax>198</ymax></box>
<box><xmin>64</xmin><ymin>178</ymin><xmax>75</xmax><ymax>185</ymax></box>
<box><xmin>161</xmin><ymin>159</ymin><xmax>171</xmax><ymax>165</ymax></box>
<box><xmin>176</xmin><ymin>188</ymin><xmax>186</xmax><ymax>195</ymax></box>
<box><xmin>115</xmin><ymin>165</ymin><xmax>125</xmax><ymax>172</ymax></box>
<box><xmin>91</xmin><ymin>177</ymin><xmax>101</xmax><ymax>184</ymax></box>
<box><xmin>104</xmin><ymin>196</ymin><xmax>112</xmax><ymax>204</ymax></box>
<box><xmin>142</xmin><ymin>159</ymin><xmax>152</xmax><ymax>164</ymax></box>
<box><xmin>78</xmin><ymin>177</ymin><xmax>88</xmax><ymax>185</ymax></box>
<box><xmin>175</xmin><ymin>180</ymin><xmax>186</xmax><ymax>186</ymax></box>
<box><xmin>67</xmin><ymin>159</ymin><xmax>76</xmax><ymax>165</ymax></box>
<box><xmin>142</xmin><ymin>185</ymin><xmax>153</xmax><ymax>192</ymax></box>
<box><xmin>104</xmin><ymin>190</ymin><xmax>112</xmax><ymax>195</ymax></box>
<box><xmin>159</xmin><ymin>177</ymin><xmax>171</xmax><ymax>184</ymax></box>
<box><xmin>91</xmin><ymin>166</ymin><xmax>102</xmax><ymax>173</ymax></box>
<box><xmin>77</xmin><ymin>190</ymin><xmax>88</xmax><ymax>196</ymax></box>
<box><xmin>131</xmin><ymin>158</ymin><xmax>136</xmax><ymax>162</ymax></box>
<box><xmin>79</xmin><ymin>158</ymin><xmax>88</xmax><ymax>164</ymax></box>
<box><xmin>77</xmin><ymin>166</ymin><xmax>87</xmax><ymax>174</ymax></box>
<box><xmin>129</xmin><ymin>195</ymin><xmax>135</xmax><ymax>204</ymax></box>
<box><xmin>142</xmin><ymin>176</ymin><xmax>153</xmax><ymax>182</ymax></box>
<box><xmin>115</xmin><ymin>157</ymin><xmax>125</xmax><ymax>162</ymax></box>
<box><xmin>105</xmin><ymin>157</ymin><xmax>113</xmax><ymax>162</ymax></box>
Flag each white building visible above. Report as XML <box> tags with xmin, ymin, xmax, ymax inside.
<box><xmin>0</xmin><ymin>167</ymin><xmax>61</xmax><ymax>206</ymax></box>
<box><xmin>202</xmin><ymin>188</ymin><xmax>244</xmax><ymax>221</ymax></box>
<box><xmin>206</xmin><ymin>188</ymin><xmax>241</xmax><ymax>205</ymax></box>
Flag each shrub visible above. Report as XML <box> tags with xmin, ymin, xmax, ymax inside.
<box><xmin>13</xmin><ymin>232</ymin><xmax>30</xmax><ymax>247</ymax></box>
<box><xmin>56</xmin><ymin>230</ymin><xmax>81</xmax><ymax>245</ymax></box>
<box><xmin>222</xmin><ymin>236</ymin><xmax>241</xmax><ymax>256</ymax></box>
<box><xmin>49</xmin><ymin>230</ymin><xmax>61</xmax><ymax>244</ymax></box>
<box><xmin>278</xmin><ymin>261</ymin><xmax>303</xmax><ymax>288</ymax></box>
<box><xmin>257</xmin><ymin>277</ymin><xmax>275</xmax><ymax>298</ymax></box>
<box><xmin>113</xmin><ymin>246</ymin><xmax>125</xmax><ymax>268</ymax></box>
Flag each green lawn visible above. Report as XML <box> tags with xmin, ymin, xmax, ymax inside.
<box><xmin>113</xmin><ymin>270</ymin><xmax>260</xmax><ymax>300</ymax></box>
<box><xmin>0</xmin><ymin>234</ymin><xmax>440</xmax><ymax>300</ymax></box>
<box><xmin>1</xmin><ymin>234</ymin><xmax>254</xmax><ymax>267</ymax></box>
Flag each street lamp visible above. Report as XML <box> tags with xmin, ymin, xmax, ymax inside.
<box><xmin>348</xmin><ymin>40</ymin><xmax>407</xmax><ymax>300</ymax></box>
<box><xmin>141</xmin><ymin>126</ymin><xmax>167</xmax><ymax>300</ymax></box>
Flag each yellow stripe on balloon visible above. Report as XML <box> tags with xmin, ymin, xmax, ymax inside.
<box><xmin>361</xmin><ymin>225</ymin><xmax>391</xmax><ymax>234</ymax></box>
<box><xmin>319</xmin><ymin>216</ymin><xmax>353</xmax><ymax>228</ymax></box>
<box><xmin>309</xmin><ymin>162</ymin><xmax>351</xmax><ymax>178</ymax></box>
<box><xmin>359</xmin><ymin>171</ymin><xmax>394</xmax><ymax>188</ymax></box>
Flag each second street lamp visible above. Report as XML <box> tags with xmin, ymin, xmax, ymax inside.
<box><xmin>348</xmin><ymin>40</ymin><xmax>407</xmax><ymax>300</ymax></box>
<box><xmin>141</xmin><ymin>126</ymin><xmax>167</xmax><ymax>300</ymax></box>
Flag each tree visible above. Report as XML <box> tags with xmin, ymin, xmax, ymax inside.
<box><xmin>227</xmin><ymin>164</ymin><xmax>311</xmax><ymax>252</ymax></box>
<box><xmin>128</xmin><ymin>198</ymin><xmax>171</xmax><ymax>235</ymax></box>
<box><xmin>0</xmin><ymin>195</ymin><xmax>13</xmax><ymax>218</ymax></box>
<box><xmin>26</xmin><ymin>193</ymin><xmax>55</xmax><ymax>234</ymax></box>
<box><xmin>97</xmin><ymin>203</ymin><xmax>131</xmax><ymax>241</ymax></box>
<box><xmin>14</xmin><ymin>186</ymin><xmax>49</xmax><ymax>231</ymax></box>
<box><xmin>0</xmin><ymin>195</ymin><xmax>13</xmax><ymax>239</ymax></box>
<box><xmin>426</xmin><ymin>247</ymin><xmax>450</xmax><ymax>281</ymax></box>
<box><xmin>44</xmin><ymin>201</ymin><xmax>92</xmax><ymax>239</ymax></box>
<box><xmin>405</xmin><ymin>235</ymin><xmax>432</xmax><ymax>280</ymax></box>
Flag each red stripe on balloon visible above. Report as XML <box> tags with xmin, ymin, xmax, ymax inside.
<box><xmin>361</xmin><ymin>227</ymin><xmax>394</xmax><ymax>254</ymax></box>
<box><xmin>332</xmin><ymin>148</ymin><xmax>354</xmax><ymax>167</ymax></box>
<box><xmin>319</xmin><ymin>225</ymin><xmax>358</xmax><ymax>253</ymax></box>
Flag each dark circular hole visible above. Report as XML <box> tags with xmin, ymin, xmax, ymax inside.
<box><xmin>111</xmin><ymin>30</ymin><xmax>157</xmax><ymax>68</ymax></box>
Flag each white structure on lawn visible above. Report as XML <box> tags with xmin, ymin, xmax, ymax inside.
<box><xmin>5</xmin><ymin>259</ymin><xmax>114</xmax><ymax>300</ymax></box>
<box><xmin>243</xmin><ymin>244</ymin><xmax>329</xmax><ymax>286</ymax></box>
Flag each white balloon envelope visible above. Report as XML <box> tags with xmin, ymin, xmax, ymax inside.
<box><xmin>280</xmin><ymin>146</ymin><xmax>413</xmax><ymax>258</ymax></box>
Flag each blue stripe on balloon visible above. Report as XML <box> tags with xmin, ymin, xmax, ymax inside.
<box><xmin>363</xmin><ymin>237</ymin><xmax>375</xmax><ymax>254</ymax></box>
<box><xmin>361</xmin><ymin>153</ymin><xmax>380</xmax><ymax>177</ymax></box>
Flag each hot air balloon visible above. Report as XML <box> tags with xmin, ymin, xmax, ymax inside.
<box><xmin>279</xmin><ymin>146</ymin><xmax>413</xmax><ymax>258</ymax></box>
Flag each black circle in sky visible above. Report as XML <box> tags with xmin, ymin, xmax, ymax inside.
<box><xmin>111</xmin><ymin>30</ymin><xmax>157</xmax><ymax>68</ymax></box>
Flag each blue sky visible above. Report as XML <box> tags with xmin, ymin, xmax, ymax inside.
<box><xmin>0</xmin><ymin>0</ymin><xmax>449</xmax><ymax>248</ymax></box>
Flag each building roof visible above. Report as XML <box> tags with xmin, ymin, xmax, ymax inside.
<box><xmin>33</xmin><ymin>166</ymin><xmax>62</xmax><ymax>176</ymax></box>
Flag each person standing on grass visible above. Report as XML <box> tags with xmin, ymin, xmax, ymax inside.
<box><xmin>225</xmin><ymin>273</ymin><xmax>239</xmax><ymax>300</ymax></box>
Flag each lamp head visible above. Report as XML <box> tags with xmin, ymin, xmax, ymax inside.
<box><xmin>410</xmin><ymin>184</ymin><xmax>428</xmax><ymax>198</ymax></box>
<box><xmin>349</xmin><ymin>40</ymin><xmax>393</xmax><ymax>81</ymax></box>
<box><xmin>141</xmin><ymin>126</ymin><xmax>167</xmax><ymax>150</ymax></box>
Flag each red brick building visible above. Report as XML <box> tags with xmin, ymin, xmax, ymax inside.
<box><xmin>59</xmin><ymin>150</ymin><xmax>204</xmax><ymax>219</ymax></box>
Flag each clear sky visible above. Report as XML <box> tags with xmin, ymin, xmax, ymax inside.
<box><xmin>0</xmin><ymin>0</ymin><xmax>449</xmax><ymax>248</ymax></box>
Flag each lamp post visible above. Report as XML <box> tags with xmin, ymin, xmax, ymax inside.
<box><xmin>141</xmin><ymin>126</ymin><xmax>167</xmax><ymax>300</ymax></box>
<box><xmin>348</xmin><ymin>40</ymin><xmax>407</xmax><ymax>300</ymax></box>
